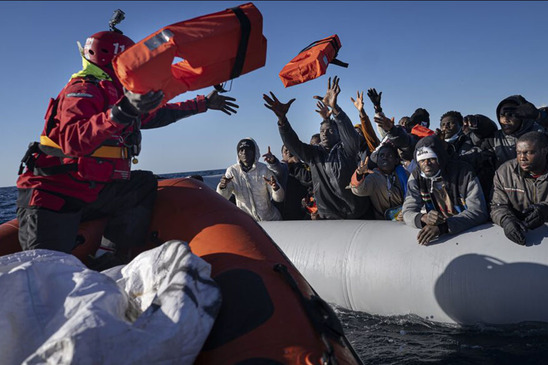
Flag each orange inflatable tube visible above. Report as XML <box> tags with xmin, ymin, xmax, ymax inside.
<box><xmin>113</xmin><ymin>2</ymin><xmax>267</xmax><ymax>106</ymax></box>
<box><xmin>0</xmin><ymin>178</ymin><xmax>362</xmax><ymax>365</ymax></box>
<box><xmin>279</xmin><ymin>34</ymin><xmax>348</xmax><ymax>88</ymax></box>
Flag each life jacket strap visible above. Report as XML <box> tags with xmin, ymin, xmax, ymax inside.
<box><xmin>39</xmin><ymin>135</ymin><xmax>130</xmax><ymax>159</ymax></box>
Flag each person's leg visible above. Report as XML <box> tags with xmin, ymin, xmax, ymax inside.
<box><xmin>83</xmin><ymin>170</ymin><xmax>158</xmax><ymax>259</ymax></box>
<box><xmin>17</xmin><ymin>206</ymin><xmax>81</xmax><ymax>253</ymax></box>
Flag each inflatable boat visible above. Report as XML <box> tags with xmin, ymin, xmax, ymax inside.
<box><xmin>0</xmin><ymin>178</ymin><xmax>362</xmax><ymax>365</ymax></box>
<box><xmin>259</xmin><ymin>220</ymin><xmax>548</xmax><ymax>326</ymax></box>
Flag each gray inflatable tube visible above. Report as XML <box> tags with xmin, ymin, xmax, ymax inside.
<box><xmin>259</xmin><ymin>220</ymin><xmax>548</xmax><ymax>325</ymax></box>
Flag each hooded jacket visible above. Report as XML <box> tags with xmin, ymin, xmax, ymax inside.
<box><xmin>278</xmin><ymin>108</ymin><xmax>369</xmax><ymax>219</ymax></box>
<box><xmin>402</xmin><ymin>135</ymin><xmax>488</xmax><ymax>235</ymax></box>
<box><xmin>217</xmin><ymin>138</ymin><xmax>284</xmax><ymax>221</ymax></box>
<box><xmin>483</xmin><ymin>95</ymin><xmax>545</xmax><ymax>169</ymax></box>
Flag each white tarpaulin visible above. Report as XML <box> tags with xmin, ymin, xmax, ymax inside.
<box><xmin>0</xmin><ymin>240</ymin><xmax>221</xmax><ymax>365</ymax></box>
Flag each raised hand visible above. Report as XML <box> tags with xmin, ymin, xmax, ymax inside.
<box><xmin>263</xmin><ymin>92</ymin><xmax>295</xmax><ymax>122</ymax></box>
<box><xmin>219</xmin><ymin>175</ymin><xmax>233</xmax><ymax>189</ymax></box>
<box><xmin>367</xmin><ymin>88</ymin><xmax>382</xmax><ymax>113</ymax></box>
<box><xmin>356</xmin><ymin>156</ymin><xmax>374</xmax><ymax>176</ymax></box>
<box><xmin>315</xmin><ymin>100</ymin><xmax>332</xmax><ymax>120</ymax></box>
<box><xmin>313</xmin><ymin>76</ymin><xmax>341</xmax><ymax>111</ymax></box>
<box><xmin>373</xmin><ymin>113</ymin><xmax>394</xmax><ymax>132</ymax></box>
<box><xmin>206</xmin><ymin>90</ymin><xmax>239</xmax><ymax>115</ymax></box>
<box><xmin>350</xmin><ymin>90</ymin><xmax>365</xmax><ymax>112</ymax></box>
<box><xmin>262</xmin><ymin>146</ymin><xmax>277</xmax><ymax>164</ymax></box>
<box><xmin>263</xmin><ymin>175</ymin><xmax>279</xmax><ymax>191</ymax></box>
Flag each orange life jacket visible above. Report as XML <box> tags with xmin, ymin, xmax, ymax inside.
<box><xmin>113</xmin><ymin>2</ymin><xmax>267</xmax><ymax>107</ymax></box>
<box><xmin>278</xmin><ymin>34</ymin><xmax>348</xmax><ymax>88</ymax></box>
<box><xmin>411</xmin><ymin>124</ymin><xmax>436</xmax><ymax>138</ymax></box>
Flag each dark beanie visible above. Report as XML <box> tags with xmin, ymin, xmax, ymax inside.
<box><xmin>237</xmin><ymin>138</ymin><xmax>254</xmax><ymax>152</ymax></box>
<box><xmin>410</xmin><ymin>108</ymin><xmax>430</xmax><ymax>128</ymax></box>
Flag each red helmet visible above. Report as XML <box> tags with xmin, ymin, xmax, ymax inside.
<box><xmin>83</xmin><ymin>31</ymin><xmax>134</xmax><ymax>66</ymax></box>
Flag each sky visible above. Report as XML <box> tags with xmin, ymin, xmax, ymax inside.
<box><xmin>1</xmin><ymin>1</ymin><xmax>548</xmax><ymax>187</ymax></box>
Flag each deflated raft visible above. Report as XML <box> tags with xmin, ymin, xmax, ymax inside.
<box><xmin>260</xmin><ymin>220</ymin><xmax>548</xmax><ymax>325</ymax></box>
<box><xmin>0</xmin><ymin>178</ymin><xmax>362</xmax><ymax>365</ymax></box>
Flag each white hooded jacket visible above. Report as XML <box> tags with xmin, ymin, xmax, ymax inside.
<box><xmin>217</xmin><ymin>138</ymin><xmax>284</xmax><ymax>221</ymax></box>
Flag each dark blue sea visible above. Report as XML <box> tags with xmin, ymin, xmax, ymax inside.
<box><xmin>2</xmin><ymin>170</ymin><xmax>548</xmax><ymax>364</ymax></box>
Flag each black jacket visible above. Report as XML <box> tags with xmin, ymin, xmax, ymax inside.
<box><xmin>279</xmin><ymin>109</ymin><xmax>370</xmax><ymax>219</ymax></box>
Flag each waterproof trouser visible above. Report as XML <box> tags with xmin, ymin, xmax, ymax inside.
<box><xmin>17</xmin><ymin>170</ymin><xmax>158</xmax><ymax>256</ymax></box>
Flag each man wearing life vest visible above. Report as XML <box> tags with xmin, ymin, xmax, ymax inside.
<box><xmin>16</xmin><ymin>27</ymin><xmax>238</xmax><ymax>268</ymax></box>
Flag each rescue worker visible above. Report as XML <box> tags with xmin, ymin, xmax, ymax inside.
<box><xmin>16</xmin><ymin>27</ymin><xmax>238</xmax><ymax>269</ymax></box>
<box><xmin>402</xmin><ymin>135</ymin><xmax>488</xmax><ymax>245</ymax></box>
<box><xmin>263</xmin><ymin>76</ymin><xmax>370</xmax><ymax>220</ymax></box>
<box><xmin>491</xmin><ymin>131</ymin><xmax>548</xmax><ymax>245</ymax></box>
<box><xmin>217</xmin><ymin>138</ymin><xmax>284</xmax><ymax>221</ymax></box>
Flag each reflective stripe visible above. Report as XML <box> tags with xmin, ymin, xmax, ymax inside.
<box><xmin>40</xmin><ymin>135</ymin><xmax>129</xmax><ymax>159</ymax></box>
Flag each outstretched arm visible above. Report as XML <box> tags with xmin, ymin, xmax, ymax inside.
<box><xmin>142</xmin><ymin>90</ymin><xmax>238</xmax><ymax>129</ymax></box>
<box><xmin>351</xmin><ymin>90</ymin><xmax>380</xmax><ymax>151</ymax></box>
<box><xmin>263</xmin><ymin>92</ymin><xmax>317</xmax><ymax>164</ymax></box>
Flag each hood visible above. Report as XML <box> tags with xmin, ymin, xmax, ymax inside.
<box><xmin>466</xmin><ymin>114</ymin><xmax>498</xmax><ymax>139</ymax></box>
<box><xmin>414</xmin><ymin>134</ymin><xmax>449</xmax><ymax>171</ymax></box>
<box><xmin>496</xmin><ymin>95</ymin><xmax>539</xmax><ymax>134</ymax></box>
<box><xmin>236</xmin><ymin>137</ymin><xmax>260</xmax><ymax>164</ymax></box>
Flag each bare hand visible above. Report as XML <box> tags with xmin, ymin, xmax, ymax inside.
<box><xmin>219</xmin><ymin>175</ymin><xmax>233</xmax><ymax>189</ymax></box>
<box><xmin>262</xmin><ymin>146</ymin><xmax>277</xmax><ymax>164</ymax></box>
<box><xmin>373</xmin><ymin>113</ymin><xmax>394</xmax><ymax>132</ymax></box>
<box><xmin>417</xmin><ymin>225</ymin><xmax>440</xmax><ymax>245</ymax></box>
<box><xmin>206</xmin><ymin>90</ymin><xmax>239</xmax><ymax>115</ymax></box>
<box><xmin>263</xmin><ymin>175</ymin><xmax>279</xmax><ymax>191</ymax></box>
<box><xmin>356</xmin><ymin>156</ymin><xmax>374</xmax><ymax>176</ymax></box>
<box><xmin>350</xmin><ymin>90</ymin><xmax>365</xmax><ymax>112</ymax></box>
<box><xmin>315</xmin><ymin>100</ymin><xmax>332</xmax><ymax>120</ymax></box>
<box><xmin>263</xmin><ymin>92</ymin><xmax>295</xmax><ymax>122</ymax></box>
<box><xmin>313</xmin><ymin>76</ymin><xmax>341</xmax><ymax>111</ymax></box>
<box><xmin>421</xmin><ymin>211</ymin><xmax>446</xmax><ymax>226</ymax></box>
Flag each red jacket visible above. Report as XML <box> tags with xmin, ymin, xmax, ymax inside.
<box><xmin>17</xmin><ymin>70</ymin><xmax>206</xmax><ymax>210</ymax></box>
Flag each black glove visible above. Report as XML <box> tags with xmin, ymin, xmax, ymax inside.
<box><xmin>367</xmin><ymin>88</ymin><xmax>382</xmax><ymax>113</ymax></box>
<box><xmin>124</xmin><ymin>89</ymin><xmax>164</xmax><ymax>114</ymax></box>
<box><xmin>111</xmin><ymin>89</ymin><xmax>164</xmax><ymax>124</ymax></box>
<box><xmin>502</xmin><ymin>218</ymin><xmax>527</xmax><ymax>245</ymax></box>
<box><xmin>522</xmin><ymin>204</ymin><xmax>548</xmax><ymax>230</ymax></box>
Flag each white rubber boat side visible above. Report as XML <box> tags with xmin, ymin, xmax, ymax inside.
<box><xmin>259</xmin><ymin>220</ymin><xmax>548</xmax><ymax>325</ymax></box>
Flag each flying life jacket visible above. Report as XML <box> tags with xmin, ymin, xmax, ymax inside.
<box><xmin>278</xmin><ymin>34</ymin><xmax>348</xmax><ymax>88</ymax></box>
<box><xmin>113</xmin><ymin>2</ymin><xmax>267</xmax><ymax>107</ymax></box>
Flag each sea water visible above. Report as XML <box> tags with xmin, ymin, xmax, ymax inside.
<box><xmin>2</xmin><ymin>170</ymin><xmax>548</xmax><ymax>364</ymax></box>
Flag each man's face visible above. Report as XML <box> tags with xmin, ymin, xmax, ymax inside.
<box><xmin>238</xmin><ymin>146</ymin><xmax>255</xmax><ymax>167</ymax></box>
<box><xmin>440</xmin><ymin>116</ymin><xmax>461</xmax><ymax>140</ymax></box>
<box><xmin>516</xmin><ymin>140</ymin><xmax>547</xmax><ymax>175</ymax></box>
<box><xmin>377</xmin><ymin>147</ymin><xmax>399</xmax><ymax>174</ymax></box>
<box><xmin>320</xmin><ymin>122</ymin><xmax>339</xmax><ymax>149</ymax></box>
<box><xmin>499</xmin><ymin>103</ymin><xmax>522</xmax><ymax>135</ymax></box>
<box><xmin>418</xmin><ymin>158</ymin><xmax>440</xmax><ymax>177</ymax></box>
<box><xmin>281</xmin><ymin>145</ymin><xmax>293</xmax><ymax>162</ymax></box>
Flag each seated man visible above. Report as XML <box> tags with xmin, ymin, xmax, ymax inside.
<box><xmin>349</xmin><ymin>142</ymin><xmax>409</xmax><ymax>220</ymax></box>
<box><xmin>491</xmin><ymin>131</ymin><xmax>548</xmax><ymax>245</ymax></box>
<box><xmin>402</xmin><ymin>135</ymin><xmax>488</xmax><ymax>245</ymax></box>
<box><xmin>217</xmin><ymin>138</ymin><xmax>284</xmax><ymax>221</ymax></box>
<box><xmin>263</xmin><ymin>76</ymin><xmax>370</xmax><ymax>219</ymax></box>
